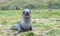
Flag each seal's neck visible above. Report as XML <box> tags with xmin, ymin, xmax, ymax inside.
<box><xmin>22</xmin><ymin>17</ymin><xmax>32</xmax><ymax>23</ymax></box>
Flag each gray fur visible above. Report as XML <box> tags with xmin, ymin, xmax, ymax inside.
<box><xmin>10</xmin><ymin>9</ymin><xmax>32</xmax><ymax>35</ymax></box>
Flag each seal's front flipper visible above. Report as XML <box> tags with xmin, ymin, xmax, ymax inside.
<box><xmin>29</xmin><ymin>26</ymin><xmax>32</xmax><ymax>31</ymax></box>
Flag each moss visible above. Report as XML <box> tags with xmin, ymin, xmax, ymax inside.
<box><xmin>26</xmin><ymin>32</ymin><xmax>34</xmax><ymax>36</ymax></box>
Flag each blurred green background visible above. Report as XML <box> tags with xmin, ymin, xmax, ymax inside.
<box><xmin>0</xmin><ymin>0</ymin><xmax>60</xmax><ymax>10</ymax></box>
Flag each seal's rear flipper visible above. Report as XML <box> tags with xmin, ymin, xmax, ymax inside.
<box><xmin>10</xmin><ymin>27</ymin><xmax>18</xmax><ymax>30</ymax></box>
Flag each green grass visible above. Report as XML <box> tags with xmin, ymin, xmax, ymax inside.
<box><xmin>0</xmin><ymin>9</ymin><xmax>60</xmax><ymax>36</ymax></box>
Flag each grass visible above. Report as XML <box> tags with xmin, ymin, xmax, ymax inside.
<box><xmin>0</xmin><ymin>9</ymin><xmax>60</xmax><ymax>36</ymax></box>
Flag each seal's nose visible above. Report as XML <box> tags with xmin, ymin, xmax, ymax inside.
<box><xmin>26</xmin><ymin>11</ymin><xmax>29</xmax><ymax>16</ymax></box>
<box><xmin>26</xmin><ymin>11</ymin><xmax>29</xmax><ymax>14</ymax></box>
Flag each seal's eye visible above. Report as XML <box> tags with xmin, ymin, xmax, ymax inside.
<box><xmin>23</xmin><ymin>11</ymin><xmax>25</xmax><ymax>14</ymax></box>
<box><xmin>30</xmin><ymin>11</ymin><xmax>31</xmax><ymax>13</ymax></box>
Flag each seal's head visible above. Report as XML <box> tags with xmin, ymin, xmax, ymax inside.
<box><xmin>22</xmin><ymin>9</ymin><xmax>31</xmax><ymax>19</ymax></box>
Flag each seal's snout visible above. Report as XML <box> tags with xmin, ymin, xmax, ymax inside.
<box><xmin>25</xmin><ymin>12</ymin><xmax>30</xmax><ymax>18</ymax></box>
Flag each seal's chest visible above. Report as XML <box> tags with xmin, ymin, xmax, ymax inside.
<box><xmin>22</xmin><ymin>23</ymin><xmax>30</xmax><ymax>29</ymax></box>
<box><xmin>24</xmin><ymin>24</ymin><xmax>30</xmax><ymax>28</ymax></box>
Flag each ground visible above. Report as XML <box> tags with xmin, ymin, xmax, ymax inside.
<box><xmin>0</xmin><ymin>9</ymin><xmax>60</xmax><ymax>36</ymax></box>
